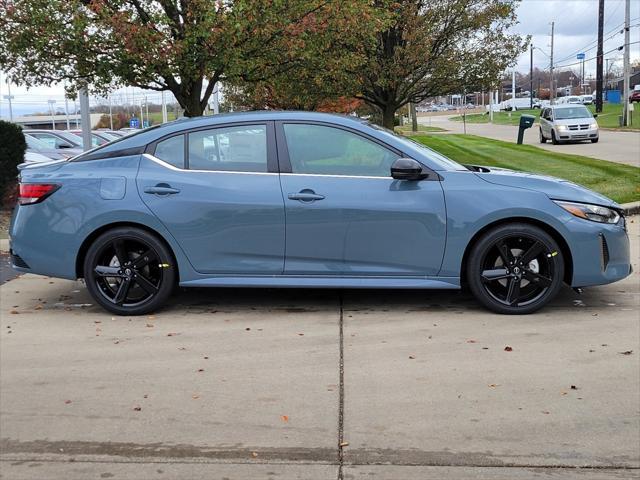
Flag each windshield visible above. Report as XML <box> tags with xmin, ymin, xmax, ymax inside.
<box><xmin>367</xmin><ymin>123</ymin><xmax>466</xmax><ymax>170</ymax></box>
<box><xmin>24</xmin><ymin>134</ymin><xmax>51</xmax><ymax>150</ymax></box>
<box><xmin>554</xmin><ymin>106</ymin><xmax>592</xmax><ymax>120</ymax></box>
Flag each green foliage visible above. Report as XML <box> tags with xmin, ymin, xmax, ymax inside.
<box><xmin>0</xmin><ymin>0</ymin><xmax>379</xmax><ymax>117</ymax></box>
<box><xmin>414</xmin><ymin>134</ymin><xmax>640</xmax><ymax>204</ymax></box>
<box><xmin>0</xmin><ymin>121</ymin><xmax>26</xmax><ymax>205</ymax></box>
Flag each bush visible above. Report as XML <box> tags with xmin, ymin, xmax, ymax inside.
<box><xmin>0</xmin><ymin>120</ymin><xmax>26</xmax><ymax>208</ymax></box>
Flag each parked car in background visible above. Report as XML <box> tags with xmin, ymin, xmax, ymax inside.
<box><xmin>25</xmin><ymin>129</ymin><xmax>84</xmax><ymax>150</ymax></box>
<box><xmin>539</xmin><ymin>105</ymin><xmax>599</xmax><ymax>144</ymax></box>
<box><xmin>503</xmin><ymin>97</ymin><xmax>540</xmax><ymax>111</ymax></box>
<box><xmin>580</xmin><ymin>95</ymin><xmax>594</xmax><ymax>105</ymax></box>
<box><xmin>630</xmin><ymin>85</ymin><xmax>640</xmax><ymax>103</ymax></box>
<box><xmin>557</xmin><ymin>96</ymin><xmax>582</xmax><ymax>105</ymax></box>
<box><xmin>23</xmin><ymin>151</ymin><xmax>54</xmax><ymax>164</ymax></box>
<box><xmin>68</xmin><ymin>129</ymin><xmax>119</xmax><ymax>146</ymax></box>
<box><xmin>10</xmin><ymin>111</ymin><xmax>630</xmax><ymax>316</ymax></box>
<box><xmin>24</xmin><ymin>134</ymin><xmax>80</xmax><ymax>160</ymax></box>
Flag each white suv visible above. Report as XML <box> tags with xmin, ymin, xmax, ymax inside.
<box><xmin>539</xmin><ymin>105</ymin><xmax>599</xmax><ymax>144</ymax></box>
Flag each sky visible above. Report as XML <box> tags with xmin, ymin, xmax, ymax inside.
<box><xmin>1</xmin><ymin>0</ymin><xmax>639</xmax><ymax>118</ymax></box>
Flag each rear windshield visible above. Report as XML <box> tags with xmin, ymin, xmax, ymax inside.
<box><xmin>554</xmin><ymin>106</ymin><xmax>592</xmax><ymax>120</ymax></box>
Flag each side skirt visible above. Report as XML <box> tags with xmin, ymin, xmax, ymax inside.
<box><xmin>179</xmin><ymin>276</ymin><xmax>461</xmax><ymax>289</ymax></box>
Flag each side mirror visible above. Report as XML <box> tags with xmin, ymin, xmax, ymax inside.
<box><xmin>390</xmin><ymin>158</ymin><xmax>428</xmax><ymax>181</ymax></box>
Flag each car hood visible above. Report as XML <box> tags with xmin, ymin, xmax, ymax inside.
<box><xmin>471</xmin><ymin>166</ymin><xmax>620</xmax><ymax>209</ymax></box>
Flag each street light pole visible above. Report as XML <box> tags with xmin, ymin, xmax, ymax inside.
<box><xmin>530</xmin><ymin>43</ymin><xmax>534</xmax><ymax>109</ymax></box>
<box><xmin>108</xmin><ymin>96</ymin><xmax>113</xmax><ymax>130</ymax></box>
<box><xmin>622</xmin><ymin>0</ymin><xmax>631</xmax><ymax>126</ymax></box>
<box><xmin>47</xmin><ymin>100</ymin><xmax>56</xmax><ymax>130</ymax></box>
<box><xmin>596</xmin><ymin>0</ymin><xmax>604</xmax><ymax>112</ymax></box>
<box><xmin>549</xmin><ymin>21</ymin><xmax>555</xmax><ymax>104</ymax></box>
<box><xmin>3</xmin><ymin>81</ymin><xmax>14</xmax><ymax>122</ymax></box>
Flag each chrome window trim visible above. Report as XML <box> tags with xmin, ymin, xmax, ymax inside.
<box><xmin>280</xmin><ymin>172</ymin><xmax>391</xmax><ymax>180</ymax></box>
<box><xmin>142</xmin><ymin>153</ymin><xmax>278</xmax><ymax>176</ymax></box>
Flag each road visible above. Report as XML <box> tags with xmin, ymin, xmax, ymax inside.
<box><xmin>1</xmin><ymin>218</ymin><xmax>639</xmax><ymax>479</ymax></box>
<box><xmin>417</xmin><ymin>114</ymin><xmax>640</xmax><ymax>167</ymax></box>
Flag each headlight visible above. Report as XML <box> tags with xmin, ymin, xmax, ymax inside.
<box><xmin>556</xmin><ymin>125</ymin><xmax>568</xmax><ymax>132</ymax></box>
<box><xmin>589</xmin><ymin>123</ymin><xmax>598</xmax><ymax>130</ymax></box>
<box><xmin>554</xmin><ymin>200</ymin><xmax>620</xmax><ymax>224</ymax></box>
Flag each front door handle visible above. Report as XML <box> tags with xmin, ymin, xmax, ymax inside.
<box><xmin>144</xmin><ymin>183</ymin><xmax>180</xmax><ymax>195</ymax></box>
<box><xmin>288</xmin><ymin>190</ymin><xmax>325</xmax><ymax>202</ymax></box>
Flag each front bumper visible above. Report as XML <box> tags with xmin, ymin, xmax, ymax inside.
<box><xmin>567</xmin><ymin>216</ymin><xmax>631</xmax><ymax>287</ymax></box>
<box><xmin>557</xmin><ymin>127</ymin><xmax>598</xmax><ymax>141</ymax></box>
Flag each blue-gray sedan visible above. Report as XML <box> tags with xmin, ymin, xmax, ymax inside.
<box><xmin>9</xmin><ymin>111</ymin><xmax>631</xmax><ymax>315</ymax></box>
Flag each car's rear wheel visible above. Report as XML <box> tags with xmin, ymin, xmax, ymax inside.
<box><xmin>551</xmin><ymin>130</ymin><xmax>560</xmax><ymax>145</ymax></box>
<box><xmin>83</xmin><ymin>227</ymin><xmax>176</xmax><ymax>315</ymax></box>
<box><xmin>467</xmin><ymin>223</ymin><xmax>564</xmax><ymax>314</ymax></box>
<box><xmin>539</xmin><ymin>128</ymin><xmax>547</xmax><ymax>143</ymax></box>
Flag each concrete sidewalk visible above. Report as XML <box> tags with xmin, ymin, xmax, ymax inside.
<box><xmin>418</xmin><ymin>114</ymin><xmax>640</xmax><ymax>167</ymax></box>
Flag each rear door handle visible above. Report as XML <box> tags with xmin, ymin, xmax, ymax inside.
<box><xmin>288</xmin><ymin>190</ymin><xmax>325</xmax><ymax>202</ymax></box>
<box><xmin>144</xmin><ymin>184</ymin><xmax>180</xmax><ymax>195</ymax></box>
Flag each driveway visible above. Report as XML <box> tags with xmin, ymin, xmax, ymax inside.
<box><xmin>418</xmin><ymin>114</ymin><xmax>640</xmax><ymax>167</ymax></box>
<box><xmin>1</xmin><ymin>218</ymin><xmax>639</xmax><ymax>479</ymax></box>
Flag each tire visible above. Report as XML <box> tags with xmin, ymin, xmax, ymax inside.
<box><xmin>591</xmin><ymin>137</ymin><xmax>599</xmax><ymax>143</ymax></box>
<box><xmin>551</xmin><ymin>130</ymin><xmax>560</xmax><ymax>145</ymax></box>
<box><xmin>466</xmin><ymin>223</ymin><xmax>565</xmax><ymax>315</ymax></box>
<box><xmin>539</xmin><ymin>128</ymin><xmax>547</xmax><ymax>143</ymax></box>
<box><xmin>83</xmin><ymin>227</ymin><xmax>176</xmax><ymax>315</ymax></box>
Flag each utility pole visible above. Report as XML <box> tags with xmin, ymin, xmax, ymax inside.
<box><xmin>139</xmin><ymin>100</ymin><xmax>144</xmax><ymax>129</ymax></box>
<box><xmin>108</xmin><ymin>96</ymin><xmax>113</xmax><ymax>130</ymax></box>
<box><xmin>213</xmin><ymin>84</ymin><xmax>220</xmax><ymax>114</ymax></box>
<box><xmin>74</xmin><ymin>99</ymin><xmax>79</xmax><ymax>128</ymax></box>
<box><xmin>530</xmin><ymin>43</ymin><xmax>534</xmax><ymax>109</ymax></box>
<box><xmin>549</xmin><ymin>21</ymin><xmax>555</xmax><ymax>104</ymax></box>
<box><xmin>622</xmin><ymin>0</ymin><xmax>630</xmax><ymax>126</ymax></box>
<box><xmin>3</xmin><ymin>81</ymin><xmax>14</xmax><ymax>122</ymax></box>
<box><xmin>64</xmin><ymin>96</ymin><xmax>70</xmax><ymax>130</ymax></box>
<box><xmin>145</xmin><ymin>96</ymin><xmax>149</xmax><ymax>126</ymax></box>
<box><xmin>47</xmin><ymin>100</ymin><xmax>56</xmax><ymax>130</ymax></box>
<box><xmin>78</xmin><ymin>84</ymin><xmax>92</xmax><ymax>150</ymax></box>
<box><xmin>511</xmin><ymin>69</ymin><xmax>516</xmax><ymax>111</ymax></box>
<box><xmin>161</xmin><ymin>91</ymin><xmax>168</xmax><ymax>123</ymax></box>
<box><xmin>596</xmin><ymin>0</ymin><xmax>604</xmax><ymax>112</ymax></box>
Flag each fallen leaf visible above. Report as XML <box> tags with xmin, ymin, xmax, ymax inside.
<box><xmin>619</xmin><ymin>350</ymin><xmax>633</xmax><ymax>355</ymax></box>
<box><xmin>482</xmin><ymin>347</ymin><xmax>489</xmax><ymax>350</ymax></box>
<box><xmin>143</xmin><ymin>394</ymin><xmax>148</xmax><ymax>399</ymax></box>
<box><xmin>251</xmin><ymin>452</ymin><xmax>258</xmax><ymax>458</ymax></box>
<box><xmin>167</xmin><ymin>332</ymin><xmax>180</xmax><ymax>337</ymax></box>
<box><xmin>541</xmin><ymin>411</ymin><xmax>550</xmax><ymax>414</ymax></box>
<box><xmin>197</xmin><ymin>368</ymin><xmax>204</xmax><ymax>372</ymax></box>
<box><xmin>589</xmin><ymin>349</ymin><xmax>595</xmax><ymax>352</ymax></box>
<box><xmin>64</xmin><ymin>400</ymin><xmax>72</xmax><ymax>404</ymax></box>
<box><xmin>408</xmin><ymin>355</ymin><xmax>415</xmax><ymax>359</ymax></box>
<box><xmin>9</xmin><ymin>310</ymin><xmax>19</xmax><ymax>315</ymax></box>
<box><xmin>245</xmin><ymin>327</ymin><xmax>251</xmax><ymax>331</ymax></box>
<box><xmin>34</xmin><ymin>304</ymin><xmax>43</xmax><ymax>310</ymax></box>
<box><xmin>488</xmin><ymin>384</ymin><xmax>499</xmax><ymax>388</ymax></box>
<box><xmin>94</xmin><ymin>320</ymin><xmax>101</xmax><ymax>324</ymax></box>
<box><xmin>297</xmin><ymin>333</ymin><xmax>304</xmax><ymax>336</ymax></box>
<box><xmin>192</xmin><ymin>394</ymin><xmax>200</xmax><ymax>399</ymax></box>
<box><xmin>466</xmin><ymin>339</ymin><xmax>477</xmax><ymax>343</ymax></box>
<box><xmin>570</xmin><ymin>385</ymin><xmax>578</xmax><ymax>390</ymax></box>
<box><xmin>203</xmin><ymin>356</ymin><xmax>209</xmax><ymax>360</ymax></box>
<box><xmin>148</xmin><ymin>315</ymin><xmax>156</xmax><ymax>320</ymax></box>
<box><xmin>133</xmin><ymin>406</ymin><xmax>142</xmax><ymax>411</ymax></box>
<box><xmin>504</xmin><ymin>346</ymin><xmax>513</xmax><ymax>352</ymax></box>
<box><xmin>113</xmin><ymin>340</ymin><xmax>120</xmax><ymax>345</ymax></box>
<box><xmin>339</xmin><ymin>442</ymin><xmax>349</xmax><ymax>447</ymax></box>
<box><xmin>280</xmin><ymin>415</ymin><xmax>289</xmax><ymax>422</ymax></box>
<box><xmin>146</xmin><ymin>323</ymin><xmax>154</xmax><ymax>328</ymax></box>
<box><xmin>178</xmin><ymin>347</ymin><xmax>187</xmax><ymax>351</ymax></box>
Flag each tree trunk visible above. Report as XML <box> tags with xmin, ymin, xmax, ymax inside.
<box><xmin>382</xmin><ymin>104</ymin><xmax>397</xmax><ymax>130</ymax></box>
<box><xmin>411</xmin><ymin>103</ymin><xmax>418</xmax><ymax>132</ymax></box>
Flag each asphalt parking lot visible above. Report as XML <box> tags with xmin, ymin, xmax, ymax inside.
<box><xmin>1</xmin><ymin>218</ymin><xmax>639</xmax><ymax>480</ymax></box>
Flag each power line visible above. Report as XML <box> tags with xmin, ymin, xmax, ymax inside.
<box><xmin>554</xmin><ymin>40</ymin><xmax>640</xmax><ymax>69</ymax></box>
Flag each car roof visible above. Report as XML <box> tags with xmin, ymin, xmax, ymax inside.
<box><xmin>551</xmin><ymin>104</ymin><xmax>587</xmax><ymax>109</ymax></box>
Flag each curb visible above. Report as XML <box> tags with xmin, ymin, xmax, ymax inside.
<box><xmin>622</xmin><ymin>202</ymin><xmax>640</xmax><ymax>216</ymax></box>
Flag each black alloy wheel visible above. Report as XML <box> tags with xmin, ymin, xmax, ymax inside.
<box><xmin>84</xmin><ymin>227</ymin><xmax>175</xmax><ymax>315</ymax></box>
<box><xmin>467</xmin><ymin>223</ymin><xmax>564</xmax><ymax>314</ymax></box>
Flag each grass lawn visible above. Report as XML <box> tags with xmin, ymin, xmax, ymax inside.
<box><xmin>450</xmin><ymin>103</ymin><xmax>638</xmax><ymax>130</ymax></box>
<box><xmin>395</xmin><ymin>124</ymin><xmax>447</xmax><ymax>134</ymax></box>
<box><xmin>413</xmin><ymin>134</ymin><xmax>640</xmax><ymax>204</ymax></box>
<box><xmin>147</xmin><ymin>111</ymin><xmax>179</xmax><ymax>125</ymax></box>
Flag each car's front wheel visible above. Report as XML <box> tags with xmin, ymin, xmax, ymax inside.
<box><xmin>467</xmin><ymin>223</ymin><xmax>565</xmax><ymax>314</ymax></box>
<box><xmin>83</xmin><ymin>227</ymin><xmax>176</xmax><ymax>315</ymax></box>
<box><xmin>551</xmin><ymin>130</ymin><xmax>560</xmax><ymax>145</ymax></box>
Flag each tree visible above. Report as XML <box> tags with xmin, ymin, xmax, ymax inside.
<box><xmin>0</xmin><ymin>0</ymin><xmax>374</xmax><ymax>117</ymax></box>
<box><xmin>0</xmin><ymin>121</ymin><xmax>26</xmax><ymax>206</ymax></box>
<box><xmin>357</xmin><ymin>0</ymin><xmax>527</xmax><ymax>128</ymax></box>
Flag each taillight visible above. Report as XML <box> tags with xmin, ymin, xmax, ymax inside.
<box><xmin>18</xmin><ymin>183</ymin><xmax>60</xmax><ymax>205</ymax></box>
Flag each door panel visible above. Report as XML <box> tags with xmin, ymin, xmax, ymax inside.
<box><xmin>280</xmin><ymin>175</ymin><xmax>447</xmax><ymax>275</ymax></box>
<box><xmin>137</xmin><ymin>123</ymin><xmax>285</xmax><ymax>274</ymax></box>
<box><xmin>277</xmin><ymin>122</ymin><xmax>446</xmax><ymax>276</ymax></box>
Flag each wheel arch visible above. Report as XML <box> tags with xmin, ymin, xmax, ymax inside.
<box><xmin>75</xmin><ymin>221</ymin><xmax>180</xmax><ymax>279</ymax></box>
<box><xmin>459</xmin><ymin>217</ymin><xmax>573</xmax><ymax>287</ymax></box>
